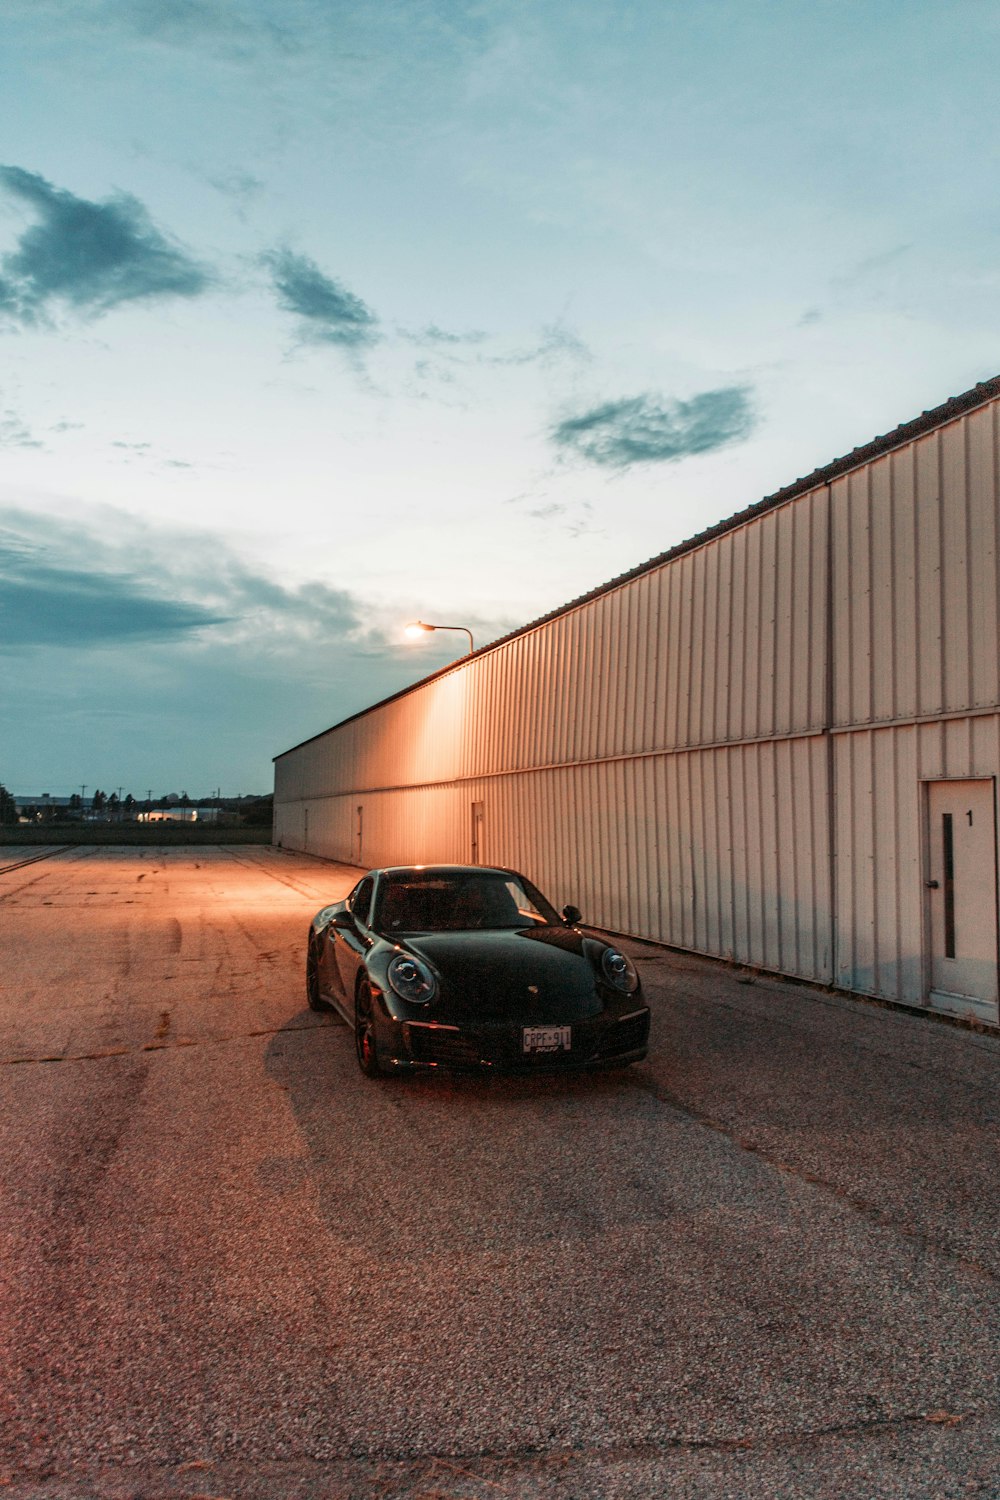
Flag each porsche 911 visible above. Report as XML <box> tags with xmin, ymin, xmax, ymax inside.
<box><xmin>305</xmin><ymin>864</ymin><xmax>650</xmax><ymax>1076</ymax></box>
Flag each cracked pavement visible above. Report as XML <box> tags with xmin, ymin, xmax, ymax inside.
<box><xmin>0</xmin><ymin>845</ymin><xmax>998</xmax><ymax>1499</ymax></box>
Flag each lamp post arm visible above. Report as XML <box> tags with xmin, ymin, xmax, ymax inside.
<box><xmin>424</xmin><ymin>623</ymin><xmax>474</xmax><ymax>654</ymax></box>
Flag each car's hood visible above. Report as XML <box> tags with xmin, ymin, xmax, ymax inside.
<box><xmin>402</xmin><ymin>926</ymin><xmax>604</xmax><ymax>1022</ymax></box>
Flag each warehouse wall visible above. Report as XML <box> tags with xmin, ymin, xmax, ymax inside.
<box><xmin>275</xmin><ymin>396</ymin><xmax>1000</xmax><ymax>1015</ymax></box>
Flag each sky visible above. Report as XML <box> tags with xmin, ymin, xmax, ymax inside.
<box><xmin>2</xmin><ymin>0</ymin><xmax>999</xmax><ymax>797</ymax></box>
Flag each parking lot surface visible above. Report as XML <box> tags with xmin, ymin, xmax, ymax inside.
<box><xmin>0</xmin><ymin>845</ymin><xmax>998</xmax><ymax>1499</ymax></box>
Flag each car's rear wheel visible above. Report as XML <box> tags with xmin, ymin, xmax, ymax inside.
<box><xmin>306</xmin><ymin>936</ymin><xmax>329</xmax><ymax>1012</ymax></box>
<box><xmin>354</xmin><ymin>979</ymin><xmax>383</xmax><ymax>1076</ymax></box>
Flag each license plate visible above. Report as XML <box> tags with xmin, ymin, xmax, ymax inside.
<box><xmin>522</xmin><ymin>1025</ymin><xmax>571</xmax><ymax>1054</ymax></box>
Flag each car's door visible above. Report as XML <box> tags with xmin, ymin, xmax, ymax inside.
<box><xmin>317</xmin><ymin>908</ymin><xmax>348</xmax><ymax>1001</ymax></box>
<box><xmin>331</xmin><ymin>875</ymin><xmax>375</xmax><ymax>1014</ymax></box>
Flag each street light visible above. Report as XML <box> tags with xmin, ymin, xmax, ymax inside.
<box><xmin>404</xmin><ymin>620</ymin><xmax>475</xmax><ymax>655</ymax></box>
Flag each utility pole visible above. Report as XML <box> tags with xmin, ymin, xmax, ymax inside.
<box><xmin>80</xmin><ymin>785</ymin><xmax>87</xmax><ymax>803</ymax></box>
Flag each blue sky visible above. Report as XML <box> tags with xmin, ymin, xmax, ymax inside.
<box><xmin>2</xmin><ymin>0</ymin><xmax>999</xmax><ymax>795</ymax></box>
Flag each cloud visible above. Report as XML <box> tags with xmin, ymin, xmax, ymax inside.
<box><xmin>0</xmin><ymin>166</ymin><xmax>211</xmax><ymax>325</ymax></box>
<box><xmin>0</xmin><ymin>521</ymin><xmax>228</xmax><ymax>646</ymax></box>
<box><xmin>0</xmin><ymin>506</ymin><xmax>365</xmax><ymax>652</ymax></box>
<box><xmin>121</xmin><ymin>0</ymin><xmax>300</xmax><ymax>57</ymax></box>
<box><xmin>485</xmin><ymin>322</ymin><xmax>591</xmax><ymax>368</ymax></box>
<box><xmin>263</xmin><ymin>248</ymin><xmax>379</xmax><ymax>348</ymax></box>
<box><xmin>402</xmin><ymin>323</ymin><xmax>489</xmax><ymax>347</ymax></box>
<box><xmin>550</xmin><ymin>386</ymin><xmax>756</xmax><ymax>469</ymax></box>
<box><xmin>0</xmin><ymin>409</ymin><xmax>43</xmax><ymax>449</ymax></box>
<box><xmin>0</xmin><ymin>502</ymin><xmax>517</xmax><ymax>793</ymax></box>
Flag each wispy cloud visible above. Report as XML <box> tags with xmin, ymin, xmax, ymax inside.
<box><xmin>0</xmin><ymin>166</ymin><xmax>211</xmax><ymax>325</ymax></box>
<box><xmin>551</xmin><ymin>387</ymin><xmax>756</xmax><ymax>469</ymax></box>
<box><xmin>0</xmin><ymin>545</ymin><xmax>226</xmax><ymax>647</ymax></box>
<box><xmin>401</xmin><ymin>323</ymin><xmax>489</xmax><ymax>347</ymax></box>
<box><xmin>0</xmin><ymin>502</ymin><xmax>516</xmax><ymax>790</ymax></box>
<box><xmin>0</xmin><ymin>408</ymin><xmax>43</xmax><ymax>449</ymax></box>
<box><xmin>485</xmin><ymin>322</ymin><xmax>591</xmax><ymax>368</ymax></box>
<box><xmin>122</xmin><ymin>0</ymin><xmax>301</xmax><ymax>58</ymax></box>
<box><xmin>0</xmin><ymin>507</ymin><xmax>363</xmax><ymax>651</ymax></box>
<box><xmin>263</xmin><ymin>247</ymin><xmax>379</xmax><ymax>349</ymax></box>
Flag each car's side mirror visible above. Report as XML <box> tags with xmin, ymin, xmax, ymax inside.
<box><xmin>562</xmin><ymin>904</ymin><xmax>582</xmax><ymax>926</ymax></box>
<box><xmin>330</xmin><ymin>908</ymin><xmax>354</xmax><ymax>929</ymax></box>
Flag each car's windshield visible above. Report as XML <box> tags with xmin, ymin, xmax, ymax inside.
<box><xmin>375</xmin><ymin>872</ymin><xmax>560</xmax><ymax>933</ymax></box>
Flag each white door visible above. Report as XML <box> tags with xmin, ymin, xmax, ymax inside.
<box><xmin>926</xmin><ymin>778</ymin><xmax>999</xmax><ymax>1023</ymax></box>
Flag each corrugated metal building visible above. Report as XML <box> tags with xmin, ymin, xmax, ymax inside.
<box><xmin>275</xmin><ymin>376</ymin><xmax>1000</xmax><ymax>1026</ymax></box>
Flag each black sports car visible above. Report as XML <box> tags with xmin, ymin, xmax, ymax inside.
<box><xmin>305</xmin><ymin>864</ymin><xmax>650</xmax><ymax>1076</ymax></box>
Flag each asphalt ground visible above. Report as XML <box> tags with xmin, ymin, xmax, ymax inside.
<box><xmin>0</xmin><ymin>845</ymin><xmax>997</xmax><ymax>1500</ymax></box>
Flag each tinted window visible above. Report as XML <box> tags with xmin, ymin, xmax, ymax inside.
<box><xmin>349</xmin><ymin>876</ymin><xmax>374</xmax><ymax>924</ymax></box>
<box><xmin>375</xmin><ymin>872</ymin><xmax>559</xmax><ymax>933</ymax></box>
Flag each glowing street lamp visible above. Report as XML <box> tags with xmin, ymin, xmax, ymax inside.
<box><xmin>404</xmin><ymin>620</ymin><xmax>475</xmax><ymax>655</ymax></box>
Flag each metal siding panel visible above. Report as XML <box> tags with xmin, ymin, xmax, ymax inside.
<box><xmin>775</xmin><ymin>504</ymin><xmax>795</xmax><ymax>734</ymax></box>
<box><xmin>890</xmin><ymin>444</ymin><xmax>918</xmax><ymax>720</ymax></box>
<box><xmin>916</xmin><ymin>431</ymin><xmax>945</xmax><ymax>716</ymax></box>
<box><xmin>714</xmin><ymin>533</ymin><xmax>734</xmax><ymax>742</ymax></box>
<box><xmin>809</xmin><ymin>490</ymin><xmax>830</xmax><ymax>732</ymax></box>
<box><xmin>662</xmin><ymin>557</ymin><xmax>679</xmax><ymax>747</ymax></box>
<box><xmin>746</xmin><ymin>743</ymin><xmax>767</xmax><ymax>965</ymax></box>
<box><xmin>732</xmin><ymin>746</ymin><xmax>751</xmax><ymax>962</ymax></box>
<box><xmin>941</xmin><ymin>419</ymin><xmax>972</xmax><ymax>712</ymax></box>
<box><xmin>688</xmin><ymin>545</ymin><xmax>707</xmax><ymax>745</ymax></box>
<box><xmin>700</xmin><ymin>542</ymin><xmax>719</xmax><ymax>744</ymax></box>
<box><xmin>641</xmin><ymin>573</ymin><xmax>657</xmax><ymax>753</ymax></box>
<box><xmin>728</xmin><ymin>530</ymin><xmax>747</xmax><ymax>743</ymax></box>
<box><xmin>831</xmin><ymin>475</ymin><xmax>852</xmax><ymax>726</ymax></box>
<box><xmin>833</xmin><ymin>733</ymin><xmax>855</xmax><ymax>988</ymax></box>
<box><xmin>759</xmin><ymin>513</ymin><xmax>779</xmax><ymax>739</ymax></box>
<box><xmin>579</xmin><ymin>602</ymin><xmax>598</xmax><ymax>764</ymax></box>
<box><xmin>892</xmin><ymin>728</ymin><xmax>924</xmax><ymax>1006</ymax></box>
<box><xmin>966</xmin><ymin>404</ymin><xmax>999</xmax><ymax>708</ymax></box>
<box><xmin>761</xmin><ymin>743</ymin><xmax>781</xmax><ymax>968</ymax></box>
<box><xmin>678</xmin><ymin>554</ymin><xmax>696</xmax><ymax>747</ymax></box>
<box><xmin>717</xmin><ymin>749</ymin><xmax>736</xmax><ymax>960</ymax></box>
<box><xmin>852</xmin><ymin>467</ymin><xmax>874</xmax><ymax>725</ymax></box>
<box><xmin>689</xmin><ymin>752</ymin><xmax>705</xmax><ymax>949</ymax></box>
<box><xmin>743</xmin><ymin>523</ymin><xmax>763</xmax><ymax>742</ymax></box>
<box><xmin>872</xmin><ymin>727</ymin><xmax>898</xmax><ymax>997</ymax></box>
<box><xmin>870</xmin><ymin>456</ymin><xmax>896</xmax><ymax>722</ymax></box>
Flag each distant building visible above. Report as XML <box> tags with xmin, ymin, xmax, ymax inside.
<box><xmin>138</xmin><ymin>807</ymin><xmax>221</xmax><ymax>823</ymax></box>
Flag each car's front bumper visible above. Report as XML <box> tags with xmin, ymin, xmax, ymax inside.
<box><xmin>378</xmin><ymin>1005</ymin><xmax>650</xmax><ymax>1073</ymax></box>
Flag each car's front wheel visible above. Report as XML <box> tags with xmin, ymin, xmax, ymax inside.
<box><xmin>306</xmin><ymin>936</ymin><xmax>329</xmax><ymax>1012</ymax></box>
<box><xmin>354</xmin><ymin>979</ymin><xmax>383</xmax><ymax>1076</ymax></box>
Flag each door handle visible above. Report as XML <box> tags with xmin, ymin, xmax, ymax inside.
<box><xmin>925</xmin><ymin>879</ymin><xmax>940</xmax><ymax>889</ymax></box>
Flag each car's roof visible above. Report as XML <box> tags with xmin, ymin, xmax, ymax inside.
<box><xmin>374</xmin><ymin>864</ymin><xmax>518</xmax><ymax>878</ymax></box>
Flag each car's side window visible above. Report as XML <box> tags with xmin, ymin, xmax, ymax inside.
<box><xmin>349</xmin><ymin>876</ymin><xmax>374</xmax><ymax>926</ymax></box>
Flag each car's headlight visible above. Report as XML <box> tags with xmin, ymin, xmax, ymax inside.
<box><xmin>600</xmin><ymin>947</ymin><xmax>639</xmax><ymax>994</ymax></box>
<box><xmin>387</xmin><ymin>953</ymin><xmax>437</xmax><ymax>1004</ymax></box>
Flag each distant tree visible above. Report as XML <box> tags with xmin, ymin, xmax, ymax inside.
<box><xmin>92</xmin><ymin>789</ymin><xmax>106</xmax><ymax>814</ymax></box>
<box><xmin>69</xmin><ymin>793</ymin><xmax>82</xmax><ymax>811</ymax></box>
<box><xmin>0</xmin><ymin>784</ymin><xmax>17</xmax><ymax>825</ymax></box>
<box><xmin>242</xmin><ymin>795</ymin><xmax>274</xmax><ymax>827</ymax></box>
